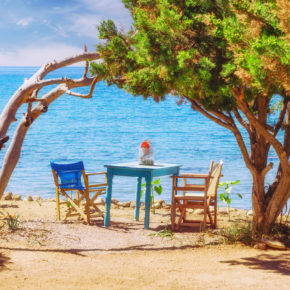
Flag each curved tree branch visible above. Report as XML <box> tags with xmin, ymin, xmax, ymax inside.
<box><xmin>233</xmin><ymin>87</ymin><xmax>289</xmax><ymax>174</ymax></box>
<box><xmin>274</xmin><ymin>98</ymin><xmax>288</xmax><ymax>137</ymax></box>
<box><xmin>0</xmin><ymin>50</ymin><xmax>100</xmax><ymax>143</ymax></box>
<box><xmin>65</xmin><ymin>76</ymin><xmax>100</xmax><ymax>99</ymax></box>
<box><xmin>189</xmin><ymin>99</ymin><xmax>254</xmax><ymax>172</ymax></box>
<box><xmin>189</xmin><ymin>100</ymin><xmax>233</xmax><ymax>130</ymax></box>
<box><xmin>233</xmin><ymin>108</ymin><xmax>251</xmax><ymax>135</ymax></box>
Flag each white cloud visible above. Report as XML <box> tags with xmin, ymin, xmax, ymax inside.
<box><xmin>16</xmin><ymin>17</ymin><xmax>33</xmax><ymax>27</ymax></box>
<box><xmin>81</xmin><ymin>0</ymin><xmax>127</xmax><ymax>12</ymax></box>
<box><xmin>42</xmin><ymin>20</ymin><xmax>69</xmax><ymax>38</ymax></box>
<box><xmin>68</xmin><ymin>14</ymin><xmax>100</xmax><ymax>39</ymax></box>
<box><xmin>0</xmin><ymin>44</ymin><xmax>85</xmax><ymax>66</ymax></box>
<box><xmin>79</xmin><ymin>0</ymin><xmax>131</xmax><ymax>26</ymax></box>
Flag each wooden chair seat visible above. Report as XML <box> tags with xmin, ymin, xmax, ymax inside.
<box><xmin>171</xmin><ymin>160</ymin><xmax>223</xmax><ymax>231</ymax></box>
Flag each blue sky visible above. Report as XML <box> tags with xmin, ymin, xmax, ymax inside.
<box><xmin>0</xmin><ymin>0</ymin><xmax>131</xmax><ymax>66</ymax></box>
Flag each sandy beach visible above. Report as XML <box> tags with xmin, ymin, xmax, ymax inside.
<box><xmin>0</xmin><ymin>199</ymin><xmax>289</xmax><ymax>289</ymax></box>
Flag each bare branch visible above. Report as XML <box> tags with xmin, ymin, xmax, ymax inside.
<box><xmin>35</xmin><ymin>77</ymin><xmax>75</xmax><ymax>88</ymax></box>
<box><xmin>190</xmin><ymin>100</ymin><xmax>233</xmax><ymax>130</ymax></box>
<box><xmin>262</xmin><ymin>162</ymin><xmax>274</xmax><ymax>177</ymax></box>
<box><xmin>65</xmin><ymin>76</ymin><xmax>100</xmax><ymax>99</ymax></box>
<box><xmin>190</xmin><ymin>99</ymin><xmax>254</xmax><ymax>172</ymax></box>
<box><xmin>274</xmin><ymin>98</ymin><xmax>288</xmax><ymax>137</ymax></box>
<box><xmin>82</xmin><ymin>45</ymin><xmax>89</xmax><ymax>79</ymax></box>
<box><xmin>233</xmin><ymin>108</ymin><xmax>251</xmax><ymax>135</ymax></box>
<box><xmin>25</xmin><ymin>98</ymin><xmax>48</xmax><ymax>103</ymax></box>
<box><xmin>35</xmin><ymin>52</ymin><xmax>100</xmax><ymax>81</ymax></box>
<box><xmin>233</xmin><ymin>87</ymin><xmax>289</xmax><ymax>174</ymax></box>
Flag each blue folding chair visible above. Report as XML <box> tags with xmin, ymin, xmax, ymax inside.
<box><xmin>50</xmin><ymin>161</ymin><xmax>107</xmax><ymax>223</ymax></box>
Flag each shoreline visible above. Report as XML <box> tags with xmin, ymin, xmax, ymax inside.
<box><xmin>1</xmin><ymin>191</ymin><xmax>253</xmax><ymax>212</ymax></box>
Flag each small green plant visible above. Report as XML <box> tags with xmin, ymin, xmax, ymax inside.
<box><xmin>3</xmin><ymin>212</ymin><xmax>21</xmax><ymax>231</ymax></box>
<box><xmin>149</xmin><ymin>226</ymin><xmax>174</xmax><ymax>239</ymax></box>
<box><xmin>140</xmin><ymin>178</ymin><xmax>163</xmax><ymax>213</ymax></box>
<box><xmin>218</xmin><ymin>180</ymin><xmax>242</xmax><ymax>220</ymax></box>
<box><xmin>222</xmin><ymin>221</ymin><xmax>254</xmax><ymax>245</ymax></box>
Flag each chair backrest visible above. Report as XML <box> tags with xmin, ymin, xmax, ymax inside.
<box><xmin>207</xmin><ymin>160</ymin><xmax>223</xmax><ymax>197</ymax></box>
<box><xmin>50</xmin><ymin>161</ymin><xmax>85</xmax><ymax>190</ymax></box>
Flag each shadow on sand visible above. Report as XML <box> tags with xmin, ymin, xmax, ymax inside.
<box><xmin>0</xmin><ymin>252</ymin><xmax>10</xmax><ymax>272</ymax></box>
<box><xmin>221</xmin><ymin>253</ymin><xmax>290</xmax><ymax>276</ymax></box>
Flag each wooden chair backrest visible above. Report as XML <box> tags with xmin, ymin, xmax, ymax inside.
<box><xmin>207</xmin><ymin>160</ymin><xmax>223</xmax><ymax>197</ymax></box>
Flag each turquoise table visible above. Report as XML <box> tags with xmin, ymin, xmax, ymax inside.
<box><xmin>104</xmin><ymin>162</ymin><xmax>181</xmax><ymax>229</ymax></box>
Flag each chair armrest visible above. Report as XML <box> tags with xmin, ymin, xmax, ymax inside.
<box><xmin>180</xmin><ymin>173</ymin><xmax>210</xmax><ymax>179</ymax></box>
<box><xmin>86</xmin><ymin>172</ymin><xmax>107</xmax><ymax>176</ymax></box>
<box><xmin>171</xmin><ymin>174</ymin><xmax>210</xmax><ymax>179</ymax></box>
<box><xmin>88</xmin><ymin>183</ymin><xmax>107</xmax><ymax>188</ymax></box>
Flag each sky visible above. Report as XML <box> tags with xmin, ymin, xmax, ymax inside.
<box><xmin>0</xmin><ymin>0</ymin><xmax>132</xmax><ymax>66</ymax></box>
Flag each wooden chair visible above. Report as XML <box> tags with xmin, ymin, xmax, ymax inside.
<box><xmin>171</xmin><ymin>160</ymin><xmax>223</xmax><ymax>231</ymax></box>
<box><xmin>50</xmin><ymin>161</ymin><xmax>107</xmax><ymax>223</ymax></box>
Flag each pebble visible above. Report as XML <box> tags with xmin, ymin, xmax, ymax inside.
<box><xmin>3</xmin><ymin>191</ymin><xmax>12</xmax><ymax>200</ymax></box>
<box><xmin>152</xmin><ymin>200</ymin><xmax>163</xmax><ymax>209</ymax></box>
<box><xmin>218</xmin><ymin>207</ymin><xmax>228</xmax><ymax>214</ymax></box>
<box><xmin>33</xmin><ymin>195</ymin><xmax>41</xmax><ymax>201</ymax></box>
<box><xmin>118</xmin><ymin>201</ymin><xmax>131</xmax><ymax>207</ymax></box>
<box><xmin>95</xmin><ymin>197</ymin><xmax>105</xmax><ymax>205</ymax></box>
<box><xmin>12</xmin><ymin>194</ymin><xmax>22</xmax><ymax>201</ymax></box>
<box><xmin>262</xmin><ymin>238</ymin><xmax>286</xmax><ymax>250</ymax></box>
<box><xmin>25</xmin><ymin>195</ymin><xmax>33</xmax><ymax>201</ymax></box>
<box><xmin>155</xmin><ymin>199</ymin><xmax>165</xmax><ymax>206</ymax></box>
<box><xmin>47</xmin><ymin>198</ymin><xmax>56</xmax><ymax>202</ymax></box>
<box><xmin>111</xmin><ymin>198</ymin><xmax>119</xmax><ymax>205</ymax></box>
<box><xmin>194</xmin><ymin>209</ymin><xmax>204</xmax><ymax>215</ymax></box>
<box><xmin>247</xmin><ymin>210</ymin><xmax>253</xmax><ymax>216</ymax></box>
<box><xmin>254</xmin><ymin>242</ymin><xmax>267</xmax><ymax>250</ymax></box>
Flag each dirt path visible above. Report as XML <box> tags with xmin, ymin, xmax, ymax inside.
<box><xmin>0</xmin><ymin>200</ymin><xmax>289</xmax><ymax>289</ymax></box>
<box><xmin>1</xmin><ymin>246</ymin><xmax>289</xmax><ymax>289</ymax></box>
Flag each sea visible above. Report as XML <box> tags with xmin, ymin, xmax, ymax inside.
<box><xmin>0</xmin><ymin>66</ymin><xmax>282</xmax><ymax>209</ymax></box>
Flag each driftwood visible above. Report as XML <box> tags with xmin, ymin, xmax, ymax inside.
<box><xmin>0</xmin><ymin>47</ymin><xmax>101</xmax><ymax>197</ymax></box>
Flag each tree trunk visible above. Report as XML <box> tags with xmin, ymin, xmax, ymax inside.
<box><xmin>0</xmin><ymin>119</ymin><xmax>28</xmax><ymax>195</ymax></box>
<box><xmin>250</xmin><ymin>131</ymin><xmax>267</xmax><ymax>234</ymax></box>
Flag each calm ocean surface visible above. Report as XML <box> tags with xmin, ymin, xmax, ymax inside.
<box><xmin>0</xmin><ymin>67</ymin><xmax>281</xmax><ymax>209</ymax></box>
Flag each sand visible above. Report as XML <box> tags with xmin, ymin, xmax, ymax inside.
<box><xmin>0</xmin><ymin>199</ymin><xmax>289</xmax><ymax>289</ymax></box>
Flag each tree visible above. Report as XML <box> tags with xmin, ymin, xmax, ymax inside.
<box><xmin>91</xmin><ymin>0</ymin><xmax>290</xmax><ymax>234</ymax></box>
<box><xmin>0</xmin><ymin>48</ymin><xmax>100</xmax><ymax>197</ymax></box>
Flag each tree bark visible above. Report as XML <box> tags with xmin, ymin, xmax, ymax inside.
<box><xmin>232</xmin><ymin>90</ymin><xmax>290</xmax><ymax>235</ymax></box>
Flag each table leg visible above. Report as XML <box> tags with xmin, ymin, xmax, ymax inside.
<box><xmin>104</xmin><ymin>169</ymin><xmax>113</xmax><ymax>227</ymax></box>
<box><xmin>144</xmin><ymin>174</ymin><xmax>152</xmax><ymax>229</ymax></box>
<box><xmin>135</xmin><ymin>176</ymin><xmax>142</xmax><ymax>221</ymax></box>
<box><xmin>171</xmin><ymin>168</ymin><xmax>180</xmax><ymax>227</ymax></box>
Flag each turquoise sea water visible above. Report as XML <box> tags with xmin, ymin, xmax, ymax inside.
<box><xmin>0</xmin><ymin>67</ymin><xmax>281</xmax><ymax>209</ymax></box>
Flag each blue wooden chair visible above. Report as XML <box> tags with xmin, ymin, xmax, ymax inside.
<box><xmin>50</xmin><ymin>161</ymin><xmax>107</xmax><ymax>223</ymax></box>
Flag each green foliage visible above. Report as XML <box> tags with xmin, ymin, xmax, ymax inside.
<box><xmin>92</xmin><ymin>0</ymin><xmax>288</xmax><ymax>109</ymax></box>
<box><xmin>149</xmin><ymin>226</ymin><xmax>174</xmax><ymax>239</ymax></box>
<box><xmin>1</xmin><ymin>212</ymin><xmax>21</xmax><ymax>231</ymax></box>
<box><xmin>218</xmin><ymin>180</ymin><xmax>242</xmax><ymax>220</ymax></box>
<box><xmin>222</xmin><ymin>221</ymin><xmax>254</xmax><ymax>245</ymax></box>
<box><xmin>140</xmin><ymin>178</ymin><xmax>163</xmax><ymax>213</ymax></box>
